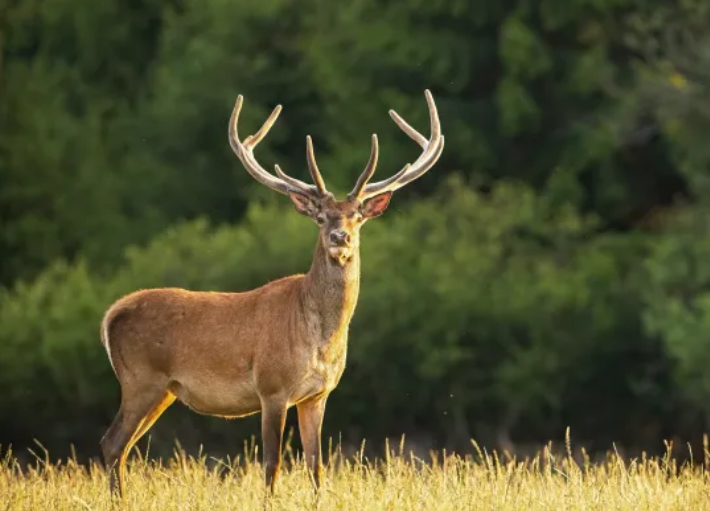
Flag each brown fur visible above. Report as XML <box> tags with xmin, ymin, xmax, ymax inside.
<box><xmin>100</xmin><ymin>193</ymin><xmax>390</xmax><ymax>496</ymax></box>
<box><xmin>101</xmin><ymin>89</ymin><xmax>442</xmax><ymax>497</ymax></box>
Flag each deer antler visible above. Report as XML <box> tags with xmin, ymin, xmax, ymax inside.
<box><xmin>229</xmin><ymin>95</ymin><xmax>328</xmax><ymax>197</ymax></box>
<box><xmin>348</xmin><ymin>90</ymin><xmax>444</xmax><ymax>201</ymax></box>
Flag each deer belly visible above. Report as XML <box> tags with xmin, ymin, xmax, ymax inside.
<box><xmin>169</xmin><ymin>377</ymin><xmax>261</xmax><ymax>418</ymax></box>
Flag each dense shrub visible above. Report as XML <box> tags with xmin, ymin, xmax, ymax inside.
<box><xmin>643</xmin><ymin>206</ymin><xmax>710</xmax><ymax>431</ymax></box>
<box><xmin>0</xmin><ymin>178</ymin><xmax>680</xmax><ymax>458</ymax></box>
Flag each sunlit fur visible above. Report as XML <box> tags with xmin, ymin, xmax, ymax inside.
<box><xmin>101</xmin><ymin>89</ymin><xmax>440</xmax><ymax>499</ymax></box>
<box><xmin>99</xmin><ymin>191</ymin><xmax>391</xmax><ymax>497</ymax></box>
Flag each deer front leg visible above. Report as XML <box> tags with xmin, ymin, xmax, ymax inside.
<box><xmin>260</xmin><ymin>399</ymin><xmax>287</xmax><ymax>493</ymax></box>
<box><xmin>297</xmin><ymin>395</ymin><xmax>327</xmax><ymax>490</ymax></box>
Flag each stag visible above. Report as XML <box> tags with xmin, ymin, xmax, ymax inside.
<box><xmin>99</xmin><ymin>90</ymin><xmax>444</xmax><ymax>496</ymax></box>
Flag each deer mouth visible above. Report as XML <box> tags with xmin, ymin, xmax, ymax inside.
<box><xmin>328</xmin><ymin>246</ymin><xmax>352</xmax><ymax>265</ymax></box>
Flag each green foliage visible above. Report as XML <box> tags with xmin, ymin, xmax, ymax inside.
<box><xmin>1</xmin><ymin>0</ymin><xmax>692</xmax><ymax>286</ymax></box>
<box><xmin>616</xmin><ymin>0</ymin><xmax>710</xmax><ymax>200</ymax></box>
<box><xmin>643</xmin><ymin>206</ymin><xmax>710</xmax><ymax>422</ymax></box>
<box><xmin>2</xmin><ymin>0</ymin><xmax>710</xmax><ymax>458</ymax></box>
<box><xmin>0</xmin><ymin>0</ymin><xmax>178</xmax><ymax>284</ymax></box>
<box><xmin>0</xmin><ymin>180</ymin><xmax>675</xmax><ymax>455</ymax></box>
<box><xmin>350</xmin><ymin>178</ymin><xmax>667</xmax><ymax>447</ymax></box>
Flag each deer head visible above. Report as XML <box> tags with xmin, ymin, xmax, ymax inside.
<box><xmin>228</xmin><ymin>90</ymin><xmax>444</xmax><ymax>266</ymax></box>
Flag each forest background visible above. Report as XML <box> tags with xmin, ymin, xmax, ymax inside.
<box><xmin>2</xmin><ymin>0</ymin><xmax>710</xmax><ymax>462</ymax></box>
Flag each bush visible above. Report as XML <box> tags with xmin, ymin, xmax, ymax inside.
<box><xmin>0</xmin><ymin>177</ymin><xmax>677</xmax><ymax>458</ymax></box>
<box><xmin>643</xmin><ymin>205</ymin><xmax>710</xmax><ymax>429</ymax></box>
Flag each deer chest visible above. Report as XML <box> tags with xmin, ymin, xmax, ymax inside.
<box><xmin>292</xmin><ymin>335</ymin><xmax>348</xmax><ymax>403</ymax></box>
<box><xmin>314</xmin><ymin>337</ymin><xmax>347</xmax><ymax>387</ymax></box>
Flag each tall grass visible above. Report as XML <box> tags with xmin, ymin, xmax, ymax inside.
<box><xmin>2</xmin><ymin>434</ymin><xmax>710</xmax><ymax>510</ymax></box>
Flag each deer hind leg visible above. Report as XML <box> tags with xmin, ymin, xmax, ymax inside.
<box><xmin>260</xmin><ymin>398</ymin><xmax>288</xmax><ymax>494</ymax></box>
<box><xmin>100</xmin><ymin>386</ymin><xmax>174</xmax><ymax>497</ymax></box>
<box><xmin>132</xmin><ymin>391</ymin><xmax>176</xmax><ymax>444</ymax></box>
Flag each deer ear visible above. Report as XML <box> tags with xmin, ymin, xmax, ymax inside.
<box><xmin>362</xmin><ymin>191</ymin><xmax>393</xmax><ymax>219</ymax></box>
<box><xmin>288</xmin><ymin>191</ymin><xmax>318</xmax><ymax>217</ymax></box>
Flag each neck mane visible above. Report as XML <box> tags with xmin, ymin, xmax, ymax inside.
<box><xmin>301</xmin><ymin>237</ymin><xmax>361</xmax><ymax>343</ymax></box>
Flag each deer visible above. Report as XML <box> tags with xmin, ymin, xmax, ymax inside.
<box><xmin>99</xmin><ymin>90</ymin><xmax>444</xmax><ymax>497</ymax></box>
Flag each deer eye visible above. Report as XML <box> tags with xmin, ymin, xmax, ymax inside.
<box><xmin>316</xmin><ymin>215</ymin><xmax>326</xmax><ymax>225</ymax></box>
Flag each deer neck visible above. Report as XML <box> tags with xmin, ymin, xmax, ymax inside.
<box><xmin>301</xmin><ymin>237</ymin><xmax>361</xmax><ymax>344</ymax></box>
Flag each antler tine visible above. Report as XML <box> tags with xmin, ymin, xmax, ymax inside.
<box><xmin>358</xmin><ymin>90</ymin><xmax>444</xmax><ymax>200</ymax></box>
<box><xmin>355</xmin><ymin>136</ymin><xmax>444</xmax><ymax>197</ymax></box>
<box><xmin>274</xmin><ymin>163</ymin><xmax>318</xmax><ymax>193</ymax></box>
<box><xmin>388</xmin><ymin>111</ymin><xmax>428</xmax><ymax>148</ymax></box>
<box><xmin>358</xmin><ymin>162</ymin><xmax>411</xmax><ymax>197</ymax></box>
<box><xmin>244</xmin><ymin>104</ymin><xmax>282</xmax><ymax>149</ymax></box>
<box><xmin>392</xmin><ymin>136</ymin><xmax>445</xmax><ymax>188</ymax></box>
<box><xmin>347</xmin><ymin>134</ymin><xmax>379</xmax><ymax>199</ymax></box>
<box><xmin>306</xmin><ymin>136</ymin><xmax>328</xmax><ymax>195</ymax></box>
<box><xmin>228</xmin><ymin>95</ymin><xmax>320</xmax><ymax>197</ymax></box>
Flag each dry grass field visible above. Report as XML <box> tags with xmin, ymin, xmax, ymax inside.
<box><xmin>2</xmin><ymin>434</ymin><xmax>710</xmax><ymax>510</ymax></box>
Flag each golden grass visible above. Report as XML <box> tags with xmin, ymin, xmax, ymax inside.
<box><xmin>2</xmin><ymin>435</ymin><xmax>710</xmax><ymax>510</ymax></box>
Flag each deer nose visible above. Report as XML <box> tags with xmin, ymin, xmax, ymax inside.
<box><xmin>329</xmin><ymin>231</ymin><xmax>350</xmax><ymax>246</ymax></box>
